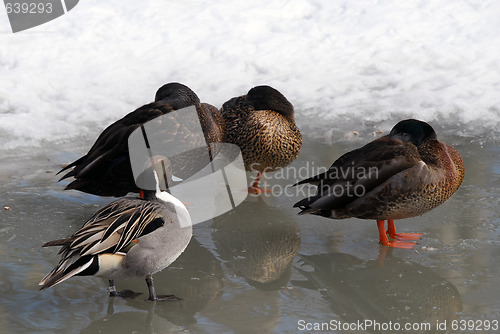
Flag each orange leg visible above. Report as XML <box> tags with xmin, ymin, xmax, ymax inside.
<box><xmin>377</xmin><ymin>220</ymin><xmax>416</xmax><ymax>249</ymax></box>
<box><xmin>248</xmin><ymin>172</ymin><xmax>272</xmax><ymax>194</ymax></box>
<box><xmin>386</xmin><ymin>220</ymin><xmax>423</xmax><ymax>240</ymax></box>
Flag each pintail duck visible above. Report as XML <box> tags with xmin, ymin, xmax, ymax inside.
<box><xmin>59</xmin><ymin>82</ymin><xmax>225</xmax><ymax>197</ymax></box>
<box><xmin>221</xmin><ymin>85</ymin><xmax>302</xmax><ymax>193</ymax></box>
<box><xmin>294</xmin><ymin>119</ymin><xmax>465</xmax><ymax>249</ymax></box>
<box><xmin>40</xmin><ymin>172</ymin><xmax>193</xmax><ymax>300</ymax></box>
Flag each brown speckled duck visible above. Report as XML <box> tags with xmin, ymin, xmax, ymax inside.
<box><xmin>294</xmin><ymin>119</ymin><xmax>465</xmax><ymax>249</ymax></box>
<box><xmin>221</xmin><ymin>85</ymin><xmax>302</xmax><ymax>193</ymax></box>
<box><xmin>59</xmin><ymin>82</ymin><xmax>225</xmax><ymax>197</ymax></box>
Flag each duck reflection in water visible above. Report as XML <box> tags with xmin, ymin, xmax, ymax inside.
<box><xmin>212</xmin><ymin>198</ymin><xmax>301</xmax><ymax>288</ymax></box>
<box><xmin>80</xmin><ymin>238</ymin><xmax>224</xmax><ymax>332</ymax></box>
<box><xmin>294</xmin><ymin>248</ymin><xmax>462</xmax><ymax>334</ymax></box>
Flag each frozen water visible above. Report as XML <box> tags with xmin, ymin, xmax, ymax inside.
<box><xmin>0</xmin><ymin>3</ymin><xmax>499</xmax><ymax>333</ymax></box>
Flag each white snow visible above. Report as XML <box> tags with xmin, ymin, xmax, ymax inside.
<box><xmin>0</xmin><ymin>0</ymin><xmax>499</xmax><ymax>149</ymax></box>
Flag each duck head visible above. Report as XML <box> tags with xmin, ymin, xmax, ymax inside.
<box><xmin>247</xmin><ymin>85</ymin><xmax>295</xmax><ymax>120</ymax></box>
<box><xmin>154</xmin><ymin>82</ymin><xmax>201</xmax><ymax>109</ymax></box>
<box><xmin>389</xmin><ymin>119</ymin><xmax>437</xmax><ymax>147</ymax></box>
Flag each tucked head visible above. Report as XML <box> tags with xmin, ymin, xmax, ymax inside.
<box><xmin>141</xmin><ymin>155</ymin><xmax>173</xmax><ymax>189</ymax></box>
<box><xmin>389</xmin><ymin>119</ymin><xmax>437</xmax><ymax>147</ymax></box>
<box><xmin>151</xmin><ymin>170</ymin><xmax>192</xmax><ymax>228</ymax></box>
<box><xmin>247</xmin><ymin>85</ymin><xmax>294</xmax><ymax>119</ymax></box>
<box><xmin>154</xmin><ymin>82</ymin><xmax>201</xmax><ymax>109</ymax></box>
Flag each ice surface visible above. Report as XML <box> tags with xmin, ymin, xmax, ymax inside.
<box><xmin>0</xmin><ymin>0</ymin><xmax>499</xmax><ymax>149</ymax></box>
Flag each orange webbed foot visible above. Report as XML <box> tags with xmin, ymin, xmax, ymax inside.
<box><xmin>389</xmin><ymin>232</ymin><xmax>423</xmax><ymax>241</ymax></box>
<box><xmin>377</xmin><ymin>220</ymin><xmax>418</xmax><ymax>249</ymax></box>
<box><xmin>386</xmin><ymin>220</ymin><xmax>423</xmax><ymax>241</ymax></box>
<box><xmin>382</xmin><ymin>239</ymin><xmax>417</xmax><ymax>249</ymax></box>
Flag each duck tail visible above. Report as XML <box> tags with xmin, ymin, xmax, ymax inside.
<box><xmin>293</xmin><ymin>198</ymin><xmax>317</xmax><ymax>215</ymax></box>
<box><xmin>42</xmin><ymin>238</ymin><xmax>72</xmax><ymax>248</ymax></box>
<box><xmin>39</xmin><ymin>255</ymin><xmax>98</xmax><ymax>290</ymax></box>
<box><xmin>56</xmin><ymin>154</ymin><xmax>87</xmax><ymax>177</ymax></box>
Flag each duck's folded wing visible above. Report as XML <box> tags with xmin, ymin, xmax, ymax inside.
<box><xmin>58</xmin><ymin>103</ymin><xmax>172</xmax><ymax>180</ymax></box>
<box><xmin>70</xmin><ymin>199</ymin><xmax>165</xmax><ymax>256</ymax></box>
<box><xmin>39</xmin><ymin>199</ymin><xmax>166</xmax><ymax>289</ymax></box>
<box><xmin>294</xmin><ymin>138</ymin><xmax>421</xmax><ymax>211</ymax></box>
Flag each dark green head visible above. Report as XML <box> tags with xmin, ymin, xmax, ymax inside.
<box><xmin>389</xmin><ymin>119</ymin><xmax>437</xmax><ymax>147</ymax></box>
<box><xmin>154</xmin><ymin>82</ymin><xmax>200</xmax><ymax>109</ymax></box>
<box><xmin>247</xmin><ymin>85</ymin><xmax>295</xmax><ymax>119</ymax></box>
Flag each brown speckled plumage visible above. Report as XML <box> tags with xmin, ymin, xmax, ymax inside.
<box><xmin>294</xmin><ymin>119</ymin><xmax>465</xmax><ymax>248</ymax></box>
<box><xmin>221</xmin><ymin>85</ymin><xmax>302</xmax><ymax>174</ymax></box>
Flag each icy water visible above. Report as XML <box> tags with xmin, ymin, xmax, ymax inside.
<box><xmin>0</xmin><ymin>129</ymin><xmax>499</xmax><ymax>334</ymax></box>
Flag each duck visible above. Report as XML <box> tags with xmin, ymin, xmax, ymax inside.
<box><xmin>58</xmin><ymin>82</ymin><xmax>225</xmax><ymax>197</ymax></box>
<box><xmin>293</xmin><ymin>119</ymin><xmax>465</xmax><ymax>249</ymax></box>
<box><xmin>39</xmin><ymin>171</ymin><xmax>193</xmax><ymax>300</ymax></box>
<box><xmin>221</xmin><ymin>85</ymin><xmax>302</xmax><ymax>194</ymax></box>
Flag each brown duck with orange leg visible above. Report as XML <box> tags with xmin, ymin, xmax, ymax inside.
<box><xmin>221</xmin><ymin>85</ymin><xmax>302</xmax><ymax>194</ymax></box>
<box><xmin>294</xmin><ymin>119</ymin><xmax>465</xmax><ymax>249</ymax></box>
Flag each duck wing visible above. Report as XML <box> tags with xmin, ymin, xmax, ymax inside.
<box><xmin>66</xmin><ymin>198</ymin><xmax>166</xmax><ymax>256</ymax></box>
<box><xmin>294</xmin><ymin>136</ymin><xmax>421</xmax><ymax>212</ymax></box>
<box><xmin>39</xmin><ymin>198</ymin><xmax>167</xmax><ymax>288</ymax></box>
<box><xmin>60</xmin><ymin>101</ymin><xmax>224</xmax><ymax>195</ymax></box>
<box><xmin>59</xmin><ymin>102</ymin><xmax>176</xmax><ymax>196</ymax></box>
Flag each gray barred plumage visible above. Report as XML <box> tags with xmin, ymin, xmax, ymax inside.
<box><xmin>40</xmin><ymin>172</ymin><xmax>192</xmax><ymax>300</ymax></box>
